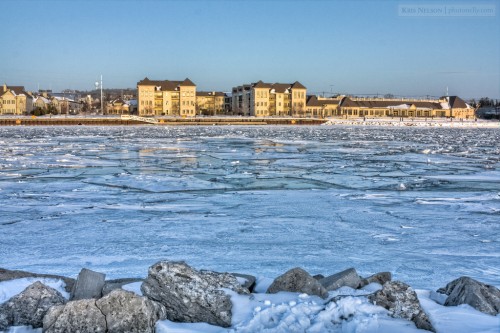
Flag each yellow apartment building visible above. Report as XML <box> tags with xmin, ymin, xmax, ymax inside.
<box><xmin>231</xmin><ymin>81</ymin><xmax>307</xmax><ymax>117</ymax></box>
<box><xmin>196</xmin><ymin>91</ymin><xmax>226</xmax><ymax>115</ymax></box>
<box><xmin>0</xmin><ymin>84</ymin><xmax>33</xmax><ymax>115</ymax></box>
<box><xmin>137</xmin><ymin>77</ymin><xmax>196</xmax><ymax>117</ymax></box>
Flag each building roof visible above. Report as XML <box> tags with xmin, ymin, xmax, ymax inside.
<box><xmin>253</xmin><ymin>80</ymin><xmax>272</xmax><ymax>89</ymax></box>
<box><xmin>180</xmin><ymin>78</ymin><xmax>196</xmax><ymax>87</ymax></box>
<box><xmin>340</xmin><ymin>97</ymin><xmax>443</xmax><ymax>109</ymax></box>
<box><xmin>447</xmin><ymin>96</ymin><xmax>468</xmax><ymax>109</ymax></box>
<box><xmin>306</xmin><ymin>95</ymin><xmax>342</xmax><ymax>107</ymax></box>
<box><xmin>197</xmin><ymin>91</ymin><xmax>226</xmax><ymax>97</ymax></box>
<box><xmin>291</xmin><ymin>81</ymin><xmax>306</xmax><ymax>89</ymax></box>
<box><xmin>137</xmin><ymin>77</ymin><xmax>196</xmax><ymax>90</ymax></box>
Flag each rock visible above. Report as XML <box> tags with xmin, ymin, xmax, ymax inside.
<box><xmin>43</xmin><ymin>299</ymin><xmax>106</xmax><ymax>333</ymax></box>
<box><xmin>102</xmin><ymin>278</ymin><xmax>144</xmax><ymax>296</ymax></box>
<box><xmin>267</xmin><ymin>267</ymin><xmax>328</xmax><ymax>299</ymax></box>
<box><xmin>0</xmin><ymin>281</ymin><xmax>66</xmax><ymax>330</ymax></box>
<box><xmin>43</xmin><ymin>289</ymin><xmax>166</xmax><ymax>333</ymax></box>
<box><xmin>360</xmin><ymin>272</ymin><xmax>392</xmax><ymax>287</ymax></box>
<box><xmin>368</xmin><ymin>281</ymin><xmax>435</xmax><ymax>332</ymax></box>
<box><xmin>319</xmin><ymin>268</ymin><xmax>362</xmax><ymax>291</ymax></box>
<box><xmin>437</xmin><ymin>276</ymin><xmax>500</xmax><ymax>316</ymax></box>
<box><xmin>313</xmin><ymin>274</ymin><xmax>325</xmax><ymax>280</ymax></box>
<box><xmin>231</xmin><ymin>273</ymin><xmax>256</xmax><ymax>292</ymax></box>
<box><xmin>71</xmin><ymin>268</ymin><xmax>106</xmax><ymax>300</ymax></box>
<box><xmin>0</xmin><ymin>267</ymin><xmax>75</xmax><ymax>293</ymax></box>
<box><xmin>97</xmin><ymin>289</ymin><xmax>167</xmax><ymax>333</ymax></box>
<box><xmin>141</xmin><ymin>261</ymin><xmax>248</xmax><ymax>327</ymax></box>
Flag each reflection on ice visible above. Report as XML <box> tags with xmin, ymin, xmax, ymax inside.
<box><xmin>0</xmin><ymin>126</ymin><xmax>499</xmax><ymax>289</ymax></box>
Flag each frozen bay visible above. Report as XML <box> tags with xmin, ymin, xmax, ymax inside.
<box><xmin>0</xmin><ymin>125</ymin><xmax>499</xmax><ymax>290</ymax></box>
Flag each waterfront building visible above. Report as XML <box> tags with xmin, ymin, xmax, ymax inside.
<box><xmin>337</xmin><ymin>96</ymin><xmax>475</xmax><ymax>119</ymax></box>
<box><xmin>305</xmin><ymin>95</ymin><xmax>343</xmax><ymax>118</ymax></box>
<box><xmin>51</xmin><ymin>96</ymin><xmax>82</xmax><ymax>114</ymax></box>
<box><xmin>137</xmin><ymin>77</ymin><xmax>196</xmax><ymax>117</ymax></box>
<box><xmin>196</xmin><ymin>91</ymin><xmax>226</xmax><ymax>116</ymax></box>
<box><xmin>231</xmin><ymin>81</ymin><xmax>307</xmax><ymax>117</ymax></box>
<box><xmin>106</xmin><ymin>98</ymin><xmax>138</xmax><ymax>115</ymax></box>
<box><xmin>0</xmin><ymin>84</ymin><xmax>33</xmax><ymax>115</ymax></box>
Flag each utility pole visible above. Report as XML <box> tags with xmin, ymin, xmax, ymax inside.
<box><xmin>100</xmin><ymin>75</ymin><xmax>103</xmax><ymax>115</ymax></box>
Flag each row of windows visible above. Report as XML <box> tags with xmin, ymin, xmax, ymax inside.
<box><xmin>2</xmin><ymin>100</ymin><xmax>16</xmax><ymax>104</ymax></box>
<box><xmin>293</xmin><ymin>92</ymin><xmax>305</xmax><ymax>99</ymax></box>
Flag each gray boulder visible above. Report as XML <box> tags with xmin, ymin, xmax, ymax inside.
<box><xmin>141</xmin><ymin>261</ymin><xmax>248</xmax><ymax>327</ymax></box>
<box><xmin>437</xmin><ymin>276</ymin><xmax>500</xmax><ymax>316</ymax></box>
<box><xmin>102</xmin><ymin>278</ymin><xmax>144</xmax><ymax>296</ymax></box>
<box><xmin>319</xmin><ymin>268</ymin><xmax>362</xmax><ymax>291</ymax></box>
<box><xmin>0</xmin><ymin>267</ymin><xmax>75</xmax><ymax>293</ymax></box>
<box><xmin>97</xmin><ymin>289</ymin><xmax>167</xmax><ymax>333</ymax></box>
<box><xmin>0</xmin><ymin>281</ymin><xmax>66</xmax><ymax>330</ymax></box>
<box><xmin>43</xmin><ymin>299</ymin><xmax>106</xmax><ymax>333</ymax></box>
<box><xmin>71</xmin><ymin>268</ymin><xmax>106</xmax><ymax>300</ymax></box>
<box><xmin>369</xmin><ymin>281</ymin><xmax>435</xmax><ymax>332</ymax></box>
<box><xmin>43</xmin><ymin>289</ymin><xmax>166</xmax><ymax>333</ymax></box>
<box><xmin>360</xmin><ymin>272</ymin><xmax>392</xmax><ymax>288</ymax></box>
<box><xmin>267</xmin><ymin>267</ymin><xmax>328</xmax><ymax>299</ymax></box>
<box><xmin>231</xmin><ymin>273</ymin><xmax>257</xmax><ymax>293</ymax></box>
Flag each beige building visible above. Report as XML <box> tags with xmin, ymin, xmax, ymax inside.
<box><xmin>305</xmin><ymin>95</ymin><xmax>343</xmax><ymax>118</ymax></box>
<box><xmin>196</xmin><ymin>91</ymin><xmax>226</xmax><ymax>115</ymax></box>
<box><xmin>106</xmin><ymin>98</ymin><xmax>137</xmax><ymax>115</ymax></box>
<box><xmin>137</xmin><ymin>77</ymin><xmax>196</xmax><ymax>117</ymax></box>
<box><xmin>0</xmin><ymin>84</ymin><xmax>33</xmax><ymax>115</ymax></box>
<box><xmin>337</xmin><ymin>96</ymin><xmax>475</xmax><ymax>119</ymax></box>
<box><xmin>232</xmin><ymin>81</ymin><xmax>307</xmax><ymax>117</ymax></box>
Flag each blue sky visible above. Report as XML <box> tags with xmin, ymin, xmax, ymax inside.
<box><xmin>1</xmin><ymin>0</ymin><xmax>499</xmax><ymax>99</ymax></box>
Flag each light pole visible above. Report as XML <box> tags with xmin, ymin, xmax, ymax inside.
<box><xmin>95</xmin><ymin>75</ymin><xmax>103</xmax><ymax>114</ymax></box>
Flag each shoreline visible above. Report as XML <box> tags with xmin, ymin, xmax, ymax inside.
<box><xmin>0</xmin><ymin>116</ymin><xmax>499</xmax><ymax>127</ymax></box>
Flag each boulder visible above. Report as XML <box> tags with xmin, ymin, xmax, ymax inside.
<box><xmin>43</xmin><ymin>299</ymin><xmax>106</xmax><ymax>333</ymax></box>
<box><xmin>360</xmin><ymin>271</ymin><xmax>392</xmax><ymax>288</ymax></box>
<box><xmin>141</xmin><ymin>261</ymin><xmax>248</xmax><ymax>327</ymax></box>
<box><xmin>0</xmin><ymin>267</ymin><xmax>75</xmax><ymax>293</ymax></box>
<box><xmin>267</xmin><ymin>267</ymin><xmax>328</xmax><ymax>299</ymax></box>
<box><xmin>97</xmin><ymin>289</ymin><xmax>167</xmax><ymax>333</ymax></box>
<box><xmin>71</xmin><ymin>268</ymin><xmax>106</xmax><ymax>300</ymax></box>
<box><xmin>313</xmin><ymin>274</ymin><xmax>325</xmax><ymax>280</ymax></box>
<box><xmin>102</xmin><ymin>278</ymin><xmax>144</xmax><ymax>296</ymax></box>
<box><xmin>369</xmin><ymin>281</ymin><xmax>435</xmax><ymax>332</ymax></box>
<box><xmin>231</xmin><ymin>273</ymin><xmax>257</xmax><ymax>293</ymax></box>
<box><xmin>43</xmin><ymin>289</ymin><xmax>166</xmax><ymax>333</ymax></box>
<box><xmin>319</xmin><ymin>268</ymin><xmax>362</xmax><ymax>291</ymax></box>
<box><xmin>437</xmin><ymin>276</ymin><xmax>500</xmax><ymax>316</ymax></box>
<box><xmin>0</xmin><ymin>281</ymin><xmax>66</xmax><ymax>330</ymax></box>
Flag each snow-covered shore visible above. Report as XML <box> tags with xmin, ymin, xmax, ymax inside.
<box><xmin>1</xmin><ymin>268</ymin><xmax>499</xmax><ymax>333</ymax></box>
<box><xmin>322</xmin><ymin>117</ymin><xmax>500</xmax><ymax>128</ymax></box>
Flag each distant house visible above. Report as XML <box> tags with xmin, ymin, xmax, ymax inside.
<box><xmin>106</xmin><ymin>98</ymin><xmax>137</xmax><ymax>115</ymax></box>
<box><xmin>33</xmin><ymin>96</ymin><xmax>51</xmax><ymax>111</ymax></box>
<box><xmin>51</xmin><ymin>96</ymin><xmax>82</xmax><ymax>114</ymax></box>
<box><xmin>0</xmin><ymin>84</ymin><xmax>34</xmax><ymax>115</ymax></box>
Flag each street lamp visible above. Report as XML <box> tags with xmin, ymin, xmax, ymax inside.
<box><xmin>94</xmin><ymin>75</ymin><xmax>103</xmax><ymax>114</ymax></box>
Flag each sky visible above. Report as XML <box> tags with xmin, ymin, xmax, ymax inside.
<box><xmin>1</xmin><ymin>0</ymin><xmax>499</xmax><ymax>99</ymax></box>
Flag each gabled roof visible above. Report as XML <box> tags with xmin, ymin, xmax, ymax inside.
<box><xmin>340</xmin><ymin>97</ymin><xmax>443</xmax><ymax>109</ymax></box>
<box><xmin>447</xmin><ymin>96</ymin><xmax>468</xmax><ymax>109</ymax></box>
<box><xmin>253</xmin><ymin>80</ymin><xmax>272</xmax><ymax>89</ymax></box>
<box><xmin>1</xmin><ymin>85</ymin><xmax>30</xmax><ymax>98</ymax></box>
<box><xmin>291</xmin><ymin>81</ymin><xmax>306</xmax><ymax>89</ymax></box>
<box><xmin>180</xmin><ymin>78</ymin><xmax>196</xmax><ymax>87</ymax></box>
